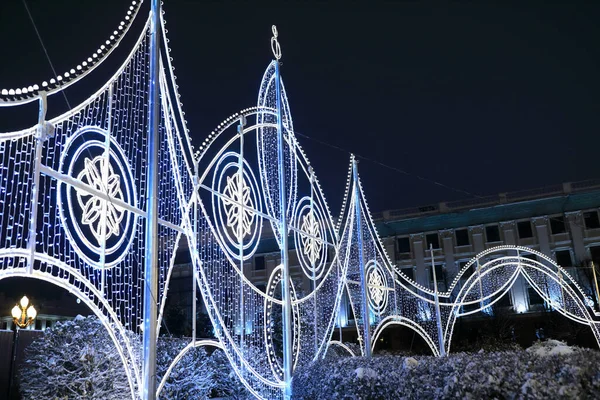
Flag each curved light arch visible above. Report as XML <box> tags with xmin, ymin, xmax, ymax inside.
<box><xmin>443</xmin><ymin>247</ymin><xmax>600</xmax><ymax>353</ymax></box>
<box><xmin>0</xmin><ymin>253</ymin><xmax>139</xmax><ymax>399</ymax></box>
<box><xmin>370</xmin><ymin>316</ymin><xmax>440</xmax><ymax>357</ymax></box>
<box><xmin>327</xmin><ymin>341</ymin><xmax>356</xmax><ymax>357</ymax></box>
<box><xmin>0</xmin><ymin>1</ymin><xmax>144</xmax><ymax>107</ymax></box>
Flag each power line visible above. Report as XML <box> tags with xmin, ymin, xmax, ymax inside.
<box><xmin>293</xmin><ymin>130</ymin><xmax>483</xmax><ymax>199</ymax></box>
<box><xmin>21</xmin><ymin>0</ymin><xmax>71</xmax><ymax>109</ymax></box>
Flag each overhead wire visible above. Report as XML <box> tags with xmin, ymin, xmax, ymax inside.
<box><xmin>293</xmin><ymin>130</ymin><xmax>483</xmax><ymax>199</ymax></box>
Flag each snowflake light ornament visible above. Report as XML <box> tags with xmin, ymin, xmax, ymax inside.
<box><xmin>300</xmin><ymin>210</ymin><xmax>322</xmax><ymax>265</ymax></box>
<box><xmin>222</xmin><ymin>172</ymin><xmax>255</xmax><ymax>242</ymax></box>
<box><xmin>76</xmin><ymin>156</ymin><xmax>125</xmax><ymax>241</ymax></box>
<box><xmin>366</xmin><ymin>261</ymin><xmax>388</xmax><ymax>314</ymax></box>
<box><xmin>368</xmin><ymin>268</ymin><xmax>385</xmax><ymax>307</ymax></box>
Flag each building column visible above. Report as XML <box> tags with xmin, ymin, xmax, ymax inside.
<box><xmin>411</xmin><ymin>233</ymin><xmax>427</xmax><ymax>287</ymax></box>
<box><xmin>500</xmin><ymin>221</ymin><xmax>516</xmax><ymax>245</ymax></box>
<box><xmin>532</xmin><ymin>216</ymin><xmax>551</xmax><ymax>257</ymax></box>
<box><xmin>501</xmin><ymin>221</ymin><xmax>527</xmax><ymax>312</ymax></box>
<box><xmin>383</xmin><ymin>237</ymin><xmax>395</xmax><ymax>264</ymax></box>
<box><xmin>440</xmin><ymin>229</ymin><xmax>456</xmax><ymax>282</ymax></box>
<box><xmin>469</xmin><ymin>225</ymin><xmax>485</xmax><ymax>253</ymax></box>
<box><xmin>566</xmin><ymin>211</ymin><xmax>587</xmax><ymax>264</ymax></box>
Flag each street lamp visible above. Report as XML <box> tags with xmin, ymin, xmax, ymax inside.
<box><xmin>7</xmin><ymin>296</ymin><xmax>37</xmax><ymax>399</ymax></box>
<box><xmin>11</xmin><ymin>295</ymin><xmax>37</xmax><ymax>328</ymax></box>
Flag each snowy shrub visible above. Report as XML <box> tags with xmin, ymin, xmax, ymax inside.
<box><xmin>19</xmin><ymin>316</ymin><xmax>249</xmax><ymax>399</ymax></box>
<box><xmin>157</xmin><ymin>337</ymin><xmax>214</xmax><ymax>399</ymax></box>
<box><xmin>19</xmin><ymin>315</ymin><xmax>134</xmax><ymax>399</ymax></box>
<box><xmin>324</xmin><ymin>342</ymin><xmax>362</xmax><ymax>359</ymax></box>
<box><xmin>205</xmin><ymin>349</ymin><xmax>249</xmax><ymax>398</ymax></box>
<box><xmin>292</xmin><ymin>341</ymin><xmax>600</xmax><ymax>399</ymax></box>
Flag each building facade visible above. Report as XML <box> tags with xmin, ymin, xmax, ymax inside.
<box><xmin>172</xmin><ymin>180</ymin><xmax>600</xmax><ymax>333</ymax></box>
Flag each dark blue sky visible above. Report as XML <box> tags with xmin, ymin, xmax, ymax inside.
<box><xmin>1</xmin><ymin>0</ymin><xmax>599</xmax><ymax>213</ymax></box>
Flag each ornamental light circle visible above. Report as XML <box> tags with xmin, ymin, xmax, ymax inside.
<box><xmin>58</xmin><ymin>127</ymin><xmax>138</xmax><ymax>268</ymax></box>
<box><xmin>211</xmin><ymin>151</ymin><xmax>262</xmax><ymax>261</ymax></box>
<box><xmin>366</xmin><ymin>260</ymin><xmax>388</xmax><ymax>314</ymax></box>
<box><xmin>293</xmin><ymin>196</ymin><xmax>328</xmax><ymax>281</ymax></box>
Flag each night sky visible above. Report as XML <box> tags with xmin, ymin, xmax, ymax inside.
<box><xmin>1</xmin><ymin>1</ymin><xmax>599</xmax><ymax>214</ymax></box>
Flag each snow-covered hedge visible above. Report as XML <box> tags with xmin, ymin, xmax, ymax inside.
<box><xmin>19</xmin><ymin>316</ymin><xmax>247</xmax><ymax>399</ymax></box>
<box><xmin>293</xmin><ymin>341</ymin><xmax>600</xmax><ymax>399</ymax></box>
<box><xmin>19</xmin><ymin>316</ymin><xmax>133</xmax><ymax>399</ymax></box>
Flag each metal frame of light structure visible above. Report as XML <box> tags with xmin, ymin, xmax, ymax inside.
<box><xmin>11</xmin><ymin>295</ymin><xmax>37</xmax><ymax>329</ymax></box>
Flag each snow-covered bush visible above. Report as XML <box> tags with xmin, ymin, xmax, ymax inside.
<box><xmin>19</xmin><ymin>315</ymin><xmax>134</xmax><ymax>399</ymax></box>
<box><xmin>19</xmin><ymin>316</ymin><xmax>249</xmax><ymax>399</ymax></box>
<box><xmin>157</xmin><ymin>337</ymin><xmax>213</xmax><ymax>399</ymax></box>
<box><xmin>292</xmin><ymin>341</ymin><xmax>600</xmax><ymax>399</ymax></box>
<box><xmin>205</xmin><ymin>349</ymin><xmax>249</xmax><ymax>398</ymax></box>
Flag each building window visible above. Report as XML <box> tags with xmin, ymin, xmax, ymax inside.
<box><xmin>255</xmin><ymin>256</ymin><xmax>265</xmax><ymax>271</ymax></box>
<box><xmin>517</xmin><ymin>221</ymin><xmax>533</xmax><ymax>239</ymax></box>
<box><xmin>550</xmin><ymin>216</ymin><xmax>566</xmax><ymax>234</ymax></box>
<box><xmin>590</xmin><ymin>246</ymin><xmax>600</xmax><ymax>265</ymax></box>
<box><xmin>346</xmin><ymin>298</ymin><xmax>355</xmax><ymax>321</ymax></box>
<box><xmin>584</xmin><ymin>211</ymin><xmax>600</xmax><ymax>230</ymax></box>
<box><xmin>401</xmin><ymin>267</ymin><xmax>414</xmax><ymax>281</ymax></box>
<box><xmin>555</xmin><ymin>250</ymin><xmax>572</xmax><ymax>267</ymax></box>
<box><xmin>528</xmin><ymin>287</ymin><xmax>544</xmax><ymax>306</ymax></box>
<box><xmin>455</xmin><ymin>229</ymin><xmax>470</xmax><ymax>246</ymax></box>
<box><xmin>397</xmin><ymin>237</ymin><xmax>410</xmax><ymax>253</ymax></box>
<box><xmin>429</xmin><ymin>265</ymin><xmax>444</xmax><ymax>282</ymax></box>
<box><xmin>426</xmin><ymin>233</ymin><xmax>440</xmax><ymax>249</ymax></box>
<box><xmin>485</xmin><ymin>225</ymin><xmax>500</xmax><ymax>242</ymax></box>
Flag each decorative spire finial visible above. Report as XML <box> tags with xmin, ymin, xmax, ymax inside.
<box><xmin>271</xmin><ymin>25</ymin><xmax>282</xmax><ymax>60</ymax></box>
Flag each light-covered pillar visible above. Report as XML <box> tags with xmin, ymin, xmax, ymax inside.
<box><xmin>532</xmin><ymin>216</ymin><xmax>551</xmax><ymax>257</ymax></box>
<box><xmin>440</xmin><ymin>229</ymin><xmax>456</xmax><ymax>283</ymax></box>
<box><xmin>411</xmin><ymin>233</ymin><xmax>427</xmax><ymax>287</ymax></box>
<box><xmin>566</xmin><ymin>212</ymin><xmax>587</xmax><ymax>264</ymax></box>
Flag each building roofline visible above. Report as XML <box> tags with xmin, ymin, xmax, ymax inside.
<box><xmin>373</xmin><ymin>179</ymin><xmax>600</xmax><ymax>223</ymax></box>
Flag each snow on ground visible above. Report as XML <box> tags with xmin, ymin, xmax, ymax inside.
<box><xmin>526</xmin><ymin>339</ymin><xmax>575</xmax><ymax>357</ymax></box>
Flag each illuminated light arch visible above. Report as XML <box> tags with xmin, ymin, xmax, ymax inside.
<box><xmin>0</xmin><ymin>6</ymin><xmax>198</xmax><ymax>400</ymax></box>
<box><xmin>443</xmin><ymin>247</ymin><xmax>600</xmax><ymax>353</ymax></box>
<box><xmin>370</xmin><ymin>316</ymin><xmax>440</xmax><ymax>357</ymax></box>
<box><xmin>0</xmin><ymin>1</ymin><xmax>144</xmax><ymax>107</ymax></box>
<box><xmin>185</xmin><ymin>51</ymin><xmax>348</xmax><ymax>396</ymax></box>
<box><xmin>327</xmin><ymin>340</ymin><xmax>357</xmax><ymax>357</ymax></box>
<box><xmin>337</xmin><ymin>154</ymin><xmax>600</xmax><ymax>361</ymax></box>
<box><xmin>0</xmin><ymin>252</ymin><xmax>140</xmax><ymax>399</ymax></box>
